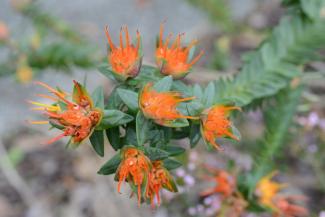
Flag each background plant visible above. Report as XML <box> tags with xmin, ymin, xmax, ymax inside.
<box><xmin>0</xmin><ymin>0</ymin><xmax>324</xmax><ymax>216</ymax></box>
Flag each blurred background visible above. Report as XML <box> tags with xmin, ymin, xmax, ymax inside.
<box><xmin>0</xmin><ymin>0</ymin><xmax>324</xmax><ymax>216</ymax></box>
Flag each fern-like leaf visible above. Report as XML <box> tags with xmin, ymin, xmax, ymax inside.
<box><xmin>246</xmin><ymin>85</ymin><xmax>303</xmax><ymax>196</ymax></box>
<box><xmin>211</xmin><ymin>13</ymin><xmax>325</xmax><ymax>107</ymax></box>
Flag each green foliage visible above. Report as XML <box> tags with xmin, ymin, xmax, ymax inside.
<box><xmin>89</xmin><ymin>130</ymin><xmax>105</xmax><ymax>157</ymax></box>
<box><xmin>0</xmin><ymin>0</ymin><xmax>99</xmax><ymax>80</ymax></box>
<box><xmin>117</xmin><ymin>88</ymin><xmax>139</xmax><ymax>111</ymax></box>
<box><xmin>106</xmin><ymin>127</ymin><xmax>122</xmax><ymax>151</ymax></box>
<box><xmin>97</xmin><ymin>110</ymin><xmax>134</xmax><ymax>129</ymax></box>
<box><xmin>26</xmin><ymin>0</ymin><xmax>325</xmax><ymax>212</ymax></box>
<box><xmin>91</xmin><ymin>86</ymin><xmax>105</xmax><ymax>109</ymax></box>
<box><xmin>212</xmin><ymin>15</ymin><xmax>325</xmax><ymax>107</ymax></box>
<box><xmin>186</xmin><ymin>0</ymin><xmax>234</xmax><ymax>32</ymax></box>
<box><xmin>27</xmin><ymin>41</ymin><xmax>98</xmax><ymax>70</ymax></box>
<box><xmin>19</xmin><ymin>0</ymin><xmax>83</xmax><ymax>42</ymax></box>
<box><xmin>136</xmin><ymin>111</ymin><xmax>152</xmax><ymax>145</ymax></box>
<box><xmin>283</xmin><ymin>0</ymin><xmax>325</xmax><ymax>20</ymax></box>
<box><xmin>247</xmin><ymin>85</ymin><xmax>303</xmax><ymax>197</ymax></box>
<box><xmin>163</xmin><ymin>158</ymin><xmax>183</xmax><ymax>170</ymax></box>
<box><xmin>97</xmin><ymin>153</ymin><xmax>121</xmax><ymax>175</ymax></box>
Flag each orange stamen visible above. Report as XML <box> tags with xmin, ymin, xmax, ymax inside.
<box><xmin>119</xmin><ymin>27</ymin><xmax>124</xmax><ymax>49</ymax></box>
<box><xmin>159</xmin><ymin>23</ymin><xmax>164</xmax><ymax>47</ymax></box>
<box><xmin>28</xmin><ymin>120</ymin><xmax>49</xmax><ymax>125</ymax></box>
<box><xmin>188</xmin><ymin>50</ymin><xmax>204</xmax><ymax>67</ymax></box>
<box><xmin>36</xmin><ymin>94</ymin><xmax>57</xmax><ymax>101</ymax></box>
<box><xmin>124</xmin><ymin>26</ymin><xmax>130</xmax><ymax>47</ymax></box>
<box><xmin>105</xmin><ymin>26</ymin><xmax>116</xmax><ymax>50</ymax></box>
<box><xmin>34</xmin><ymin>81</ymin><xmax>66</xmax><ymax>99</ymax></box>
<box><xmin>136</xmin><ymin>30</ymin><xmax>140</xmax><ymax>52</ymax></box>
<box><xmin>44</xmin><ymin>132</ymin><xmax>66</xmax><ymax>145</ymax></box>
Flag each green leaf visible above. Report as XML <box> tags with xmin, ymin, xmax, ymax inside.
<box><xmin>97</xmin><ymin>153</ymin><xmax>121</xmax><ymax>175</ymax></box>
<box><xmin>200</xmin><ymin>123</ymin><xmax>214</xmax><ymax>151</ymax></box>
<box><xmin>166</xmin><ymin>118</ymin><xmax>189</xmax><ymax>128</ymax></box>
<box><xmin>164</xmin><ymin>145</ymin><xmax>186</xmax><ymax>156</ymax></box>
<box><xmin>91</xmin><ymin>86</ymin><xmax>104</xmax><ymax>109</ymax></box>
<box><xmin>186</xmin><ymin>101</ymin><xmax>204</xmax><ymax>116</ymax></box>
<box><xmin>172</xmin><ymin>127</ymin><xmax>190</xmax><ymax>139</ymax></box>
<box><xmin>136</xmin><ymin>112</ymin><xmax>152</xmax><ymax>145</ymax></box>
<box><xmin>189</xmin><ymin>123</ymin><xmax>201</xmax><ymax>148</ymax></box>
<box><xmin>164</xmin><ymin>175</ymin><xmax>178</xmax><ymax>193</ymax></box>
<box><xmin>142</xmin><ymin>147</ymin><xmax>169</xmax><ymax>161</ymax></box>
<box><xmin>106</xmin><ymin>127</ymin><xmax>121</xmax><ymax>151</ymax></box>
<box><xmin>247</xmin><ymin>86</ymin><xmax>303</xmax><ymax>197</ymax></box>
<box><xmin>153</xmin><ymin>75</ymin><xmax>173</xmax><ymax>92</ymax></box>
<box><xmin>49</xmin><ymin>120</ymin><xmax>64</xmax><ymax>130</ymax></box>
<box><xmin>97</xmin><ymin>109</ymin><xmax>133</xmax><ymax>129</ymax></box>
<box><xmin>231</xmin><ymin>125</ymin><xmax>242</xmax><ymax>141</ymax></box>
<box><xmin>193</xmin><ymin>84</ymin><xmax>203</xmax><ymax>99</ymax></box>
<box><xmin>98</xmin><ymin>63</ymin><xmax>117</xmax><ymax>81</ymax></box>
<box><xmin>163</xmin><ymin>158</ymin><xmax>182</xmax><ymax>170</ymax></box>
<box><xmin>106</xmin><ymin>87</ymin><xmax>123</xmax><ymax>110</ymax></box>
<box><xmin>300</xmin><ymin>0</ymin><xmax>324</xmax><ymax>20</ymax></box>
<box><xmin>128</xmin><ymin>65</ymin><xmax>162</xmax><ymax>85</ymax></box>
<box><xmin>89</xmin><ymin>130</ymin><xmax>104</xmax><ymax>157</ymax></box>
<box><xmin>117</xmin><ymin>88</ymin><xmax>139</xmax><ymax>111</ymax></box>
<box><xmin>172</xmin><ymin>80</ymin><xmax>191</xmax><ymax>96</ymax></box>
<box><xmin>213</xmin><ymin>16</ymin><xmax>325</xmax><ymax>107</ymax></box>
<box><xmin>125</xmin><ymin>127</ymin><xmax>138</xmax><ymax>146</ymax></box>
<box><xmin>202</xmin><ymin>82</ymin><xmax>215</xmax><ymax>107</ymax></box>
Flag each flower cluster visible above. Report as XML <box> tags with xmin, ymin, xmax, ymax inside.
<box><xmin>29</xmin><ymin>81</ymin><xmax>102</xmax><ymax>145</ymax></box>
<box><xmin>200</xmin><ymin>166</ymin><xmax>247</xmax><ymax>217</ymax></box>
<box><xmin>201</xmin><ymin>106</ymin><xmax>241</xmax><ymax>150</ymax></box>
<box><xmin>23</xmin><ymin>15</ymin><xmax>317</xmax><ymax>215</ymax></box>
<box><xmin>255</xmin><ymin>171</ymin><xmax>309</xmax><ymax>217</ymax></box>
<box><xmin>29</xmin><ymin>23</ymin><xmax>242</xmax><ymax>207</ymax></box>
<box><xmin>139</xmin><ymin>83</ymin><xmax>198</xmax><ymax>127</ymax></box>
<box><xmin>116</xmin><ymin>147</ymin><xmax>177</xmax><ymax>207</ymax></box>
<box><xmin>156</xmin><ymin>23</ymin><xmax>204</xmax><ymax>78</ymax></box>
<box><xmin>198</xmin><ymin>168</ymin><xmax>309</xmax><ymax>217</ymax></box>
<box><xmin>105</xmin><ymin>26</ymin><xmax>142</xmax><ymax>81</ymax></box>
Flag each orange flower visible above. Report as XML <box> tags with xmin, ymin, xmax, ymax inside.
<box><xmin>147</xmin><ymin>161</ymin><xmax>177</xmax><ymax>207</ymax></box>
<box><xmin>201</xmin><ymin>105</ymin><xmax>241</xmax><ymax>150</ymax></box>
<box><xmin>201</xmin><ymin>166</ymin><xmax>236</xmax><ymax>199</ymax></box>
<box><xmin>156</xmin><ymin>23</ymin><xmax>204</xmax><ymax>79</ymax></box>
<box><xmin>256</xmin><ymin>171</ymin><xmax>308</xmax><ymax>216</ymax></box>
<box><xmin>116</xmin><ymin>147</ymin><xmax>152</xmax><ymax>206</ymax></box>
<box><xmin>273</xmin><ymin>195</ymin><xmax>309</xmax><ymax>217</ymax></box>
<box><xmin>139</xmin><ymin>83</ymin><xmax>198</xmax><ymax>127</ymax></box>
<box><xmin>255</xmin><ymin>171</ymin><xmax>287</xmax><ymax>210</ymax></box>
<box><xmin>105</xmin><ymin>25</ymin><xmax>142</xmax><ymax>80</ymax></box>
<box><xmin>28</xmin><ymin>81</ymin><xmax>102</xmax><ymax>145</ymax></box>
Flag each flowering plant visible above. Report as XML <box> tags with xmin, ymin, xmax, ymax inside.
<box><xmin>27</xmin><ymin>0</ymin><xmax>325</xmax><ymax>213</ymax></box>
<box><xmin>30</xmin><ymin>23</ymin><xmax>242</xmax><ymax>207</ymax></box>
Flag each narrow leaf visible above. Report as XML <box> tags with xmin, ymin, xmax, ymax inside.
<box><xmin>136</xmin><ymin>111</ymin><xmax>151</xmax><ymax>145</ymax></box>
<box><xmin>89</xmin><ymin>130</ymin><xmax>104</xmax><ymax>156</ymax></box>
<box><xmin>117</xmin><ymin>88</ymin><xmax>139</xmax><ymax>111</ymax></box>
<box><xmin>91</xmin><ymin>86</ymin><xmax>104</xmax><ymax>109</ymax></box>
<box><xmin>163</xmin><ymin>158</ymin><xmax>182</xmax><ymax>170</ymax></box>
<box><xmin>106</xmin><ymin>127</ymin><xmax>121</xmax><ymax>151</ymax></box>
<box><xmin>97</xmin><ymin>153</ymin><xmax>121</xmax><ymax>175</ymax></box>
<box><xmin>153</xmin><ymin>75</ymin><xmax>173</xmax><ymax>92</ymax></box>
<box><xmin>97</xmin><ymin>109</ymin><xmax>133</xmax><ymax>129</ymax></box>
